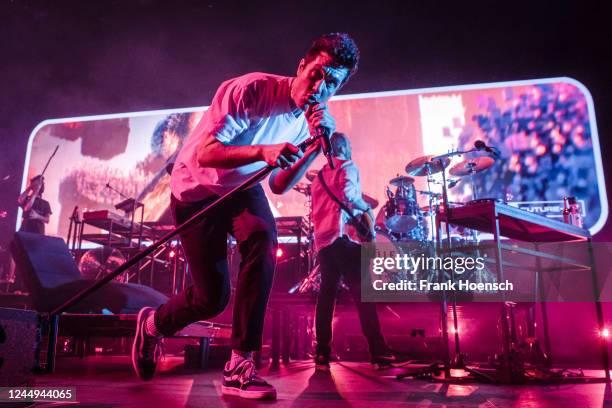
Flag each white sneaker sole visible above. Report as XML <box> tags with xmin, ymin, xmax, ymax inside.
<box><xmin>221</xmin><ymin>385</ymin><xmax>277</xmax><ymax>400</ymax></box>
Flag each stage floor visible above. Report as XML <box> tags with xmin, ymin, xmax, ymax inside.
<box><xmin>34</xmin><ymin>356</ymin><xmax>611</xmax><ymax>407</ymax></box>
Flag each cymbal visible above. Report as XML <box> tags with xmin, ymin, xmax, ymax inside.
<box><xmin>388</xmin><ymin>175</ymin><xmax>414</xmax><ymax>187</ymax></box>
<box><xmin>449</xmin><ymin>156</ymin><xmax>495</xmax><ymax>176</ymax></box>
<box><xmin>405</xmin><ymin>155</ymin><xmax>451</xmax><ymax>177</ymax></box>
<box><xmin>305</xmin><ymin>169</ymin><xmax>318</xmax><ymax>182</ymax></box>
<box><xmin>362</xmin><ymin>193</ymin><xmax>379</xmax><ymax>210</ymax></box>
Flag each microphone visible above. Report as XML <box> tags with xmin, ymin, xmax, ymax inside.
<box><xmin>474</xmin><ymin>140</ymin><xmax>500</xmax><ymax>157</ymax></box>
<box><xmin>307</xmin><ymin>103</ymin><xmax>335</xmax><ymax>169</ymax></box>
<box><xmin>317</xmin><ymin>127</ymin><xmax>335</xmax><ymax>170</ymax></box>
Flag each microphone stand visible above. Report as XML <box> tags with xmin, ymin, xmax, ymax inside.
<box><xmin>429</xmin><ymin>148</ymin><xmax>479</xmax><ymax>374</ymax></box>
<box><xmin>429</xmin><ymin>148</ymin><xmax>498</xmax><ymax>382</ymax></box>
<box><xmin>43</xmin><ymin>134</ymin><xmax>324</xmax><ymax>373</ymax></box>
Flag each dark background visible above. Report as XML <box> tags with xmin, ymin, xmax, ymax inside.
<box><xmin>1</xmin><ymin>0</ymin><xmax>611</xmax><ymax>253</ymax></box>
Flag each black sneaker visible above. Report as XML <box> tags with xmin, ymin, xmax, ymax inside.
<box><xmin>372</xmin><ymin>351</ymin><xmax>397</xmax><ymax>370</ymax></box>
<box><xmin>131</xmin><ymin>307</ymin><xmax>163</xmax><ymax>381</ymax></box>
<box><xmin>314</xmin><ymin>354</ymin><xmax>330</xmax><ymax>372</ymax></box>
<box><xmin>221</xmin><ymin>358</ymin><xmax>276</xmax><ymax>400</ymax></box>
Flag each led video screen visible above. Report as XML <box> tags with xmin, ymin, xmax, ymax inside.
<box><xmin>20</xmin><ymin>77</ymin><xmax>606</xmax><ymax>238</ymax></box>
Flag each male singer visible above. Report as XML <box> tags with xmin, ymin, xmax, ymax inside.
<box><xmin>132</xmin><ymin>33</ymin><xmax>360</xmax><ymax>400</ymax></box>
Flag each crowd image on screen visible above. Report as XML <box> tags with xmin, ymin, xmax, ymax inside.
<box><xmin>455</xmin><ymin>83</ymin><xmax>599</xmax><ymax>227</ymax></box>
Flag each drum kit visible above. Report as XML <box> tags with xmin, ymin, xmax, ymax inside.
<box><xmin>377</xmin><ymin>151</ymin><xmax>496</xmax><ymax>243</ymax></box>
<box><xmin>289</xmin><ymin>147</ymin><xmax>499</xmax><ymax>293</ymax></box>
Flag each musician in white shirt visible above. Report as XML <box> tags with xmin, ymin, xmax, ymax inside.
<box><xmin>311</xmin><ymin>132</ymin><xmax>395</xmax><ymax>371</ymax></box>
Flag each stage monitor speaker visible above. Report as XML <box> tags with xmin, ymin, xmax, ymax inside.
<box><xmin>11</xmin><ymin>232</ymin><xmax>82</xmax><ymax>295</ymax></box>
<box><xmin>11</xmin><ymin>231</ymin><xmax>168</xmax><ymax>314</ymax></box>
<box><xmin>0</xmin><ymin>307</ymin><xmax>40</xmax><ymax>387</ymax></box>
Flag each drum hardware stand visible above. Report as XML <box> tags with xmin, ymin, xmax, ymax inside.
<box><xmin>467</xmin><ymin>162</ymin><xmax>479</xmax><ymax>200</ymax></box>
<box><xmin>397</xmin><ymin>160</ymin><xmax>454</xmax><ymax>381</ymax></box>
<box><xmin>426</xmin><ymin>175</ymin><xmax>438</xmax><ymax>242</ymax></box>
<box><xmin>431</xmin><ymin>147</ymin><xmax>529</xmax><ymax>383</ymax></box>
<box><xmin>66</xmin><ymin>206</ymin><xmax>82</xmax><ymax>255</ymax></box>
<box><xmin>304</xmin><ymin>184</ymin><xmax>315</xmax><ymax>276</ymax></box>
<box><xmin>41</xmin><ymin>134</ymin><xmax>325</xmax><ymax>373</ymax></box>
<box><xmin>433</xmin><ymin>151</ymin><xmax>465</xmax><ymax>373</ymax></box>
<box><xmin>430</xmin><ymin>147</ymin><xmax>498</xmax><ymax>379</ymax></box>
<box><xmin>288</xmin><ymin>181</ymin><xmax>318</xmax><ymax>294</ymax></box>
<box><xmin>170</xmin><ymin>240</ymin><xmax>185</xmax><ymax>296</ymax></box>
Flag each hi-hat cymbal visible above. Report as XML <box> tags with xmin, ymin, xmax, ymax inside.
<box><xmin>362</xmin><ymin>193</ymin><xmax>379</xmax><ymax>210</ymax></box>
<box><xmin>388</xmin><ymin>175</ymin><xmax>414</xmax><ymax>187</ymax></box>
<box><xmin>449</xmin><ymin>156</ymin><xmax>495</xmax><ymax>176</ymax></box>
<box><xmin>405</xmin><ymin>155</ymin><xmax>451</xmax><ymax>176</ymax></box>
<box><xmin>305</xmin><ymin>169</ymin><xmax>318</xmax><ymax>182</ymax></box>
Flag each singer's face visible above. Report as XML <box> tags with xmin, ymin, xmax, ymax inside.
<box><xmin>292</xmin><ymin>51</ymin><xmax>349</xmax><ymax>110</ymax></box>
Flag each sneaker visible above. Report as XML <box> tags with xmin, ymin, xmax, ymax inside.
<box><xmin>131</xmin><ymin>307</ymin><xmax>163</xmax><ymax>381</ymax></box>
<box><xmin>221</xmin><ymin>358</ymin><xmax>276</xmax><ymax>400</ymax></box>
<box><xmin>314</xmin><ymin>354</ymin><xmax>330</xmax><ymax>372</ymax></box>
<box><xmin>372</xmin><ymin>351</ymin><xmax>397</xmax><ymax>370</ymax></box>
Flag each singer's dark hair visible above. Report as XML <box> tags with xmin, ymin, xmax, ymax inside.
<box><xmin>305</xmin><ymin>33</ymin><xmax>360</xmax><ymax>80</ymax></box>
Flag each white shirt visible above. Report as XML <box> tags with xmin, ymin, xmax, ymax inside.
<box><xmin>311</xmin><ymin>159</ymin><xmax>364</xmax><ymax>251</ymax></box>
<box><xmin>171</xmin><ymin>72</ymin><xmax>310</xmax><ymax>202</ymax></box>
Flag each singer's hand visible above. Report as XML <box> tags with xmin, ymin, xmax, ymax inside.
<box><xmin>304</xmin><ymin>138</ymin><xmax>323</xmax><ymax>155</ymax></box>
<box><xmin>306</xmin><ymin>103</ymin><xmax>336</xmax><ymax>136</ymax></box>
<box><xmin>260</xmin><ymin>143</ymin><xmax>304</xmax><ymax>169</ymax></box>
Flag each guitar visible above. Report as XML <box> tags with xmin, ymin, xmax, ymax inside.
<box><xmin>348</xmin><ymin>210</ymin><xmax>375</xmax><ymax>242</ymax></box>
<box><xmin>317</xmin><ymin>171</ymin><xmax>375</xmax><ymax>243</ymax></box>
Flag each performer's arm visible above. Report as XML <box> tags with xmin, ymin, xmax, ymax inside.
<box><xmin>28</xmin><ymin>210</ymin><xmax>50</xmax><ymax>223</ymax></box>
<box><xmin>268</xmin><ymin>103</ymin><xmax>332</xmax><ymax>194</ymax></box>
<box><xmin>17</xmin><ymin>192</ymin><xmax>29</xmax><ymax>207</ymax></box>
<box><xmin>268</xmin><ymin>141</ymin><xmax>322</xmax><ymax>194</ymax></box>
<box><xmin>196</xmin><ymin>78</ymin><xmax>306</xmax><ymax>170</ymax></box>
<box><xmin>341</xmin><ymin>166</ymin><xmax>373</xmax><ymax>217</ymax></box>
<box><xmin>18</xmin><ymin>177</ymin><xmax>43</xmax><ymax>212</ymax></box>
<box><xmin>17</xmin><ymin>186</ymin><xmax>33</xmax><ymax>207</ymax></box>
<box><xmin>196</xmin><ymin>132</ymin><xmax>303</xmax><ymax>169</ymax></box>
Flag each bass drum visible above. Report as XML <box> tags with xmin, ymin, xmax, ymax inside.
<box><xmin>373</xmin><ymin>228</ymin><xmax>438</xmax><ymax>284</ymax></box>
<box><xmin>372</xmin><ymin>229</ymin><xmax>412</xmax><ymax>283</ymax></box>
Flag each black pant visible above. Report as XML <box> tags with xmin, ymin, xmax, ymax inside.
<box><xmin>155</xmin><ymin>185</ymin><xmax>277</xmax><ymax>351</ymax></box>
<box><xmin>315</xmin><ymin>237</ymin><xmax>387</xmax><ymax>357</ymax></box>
